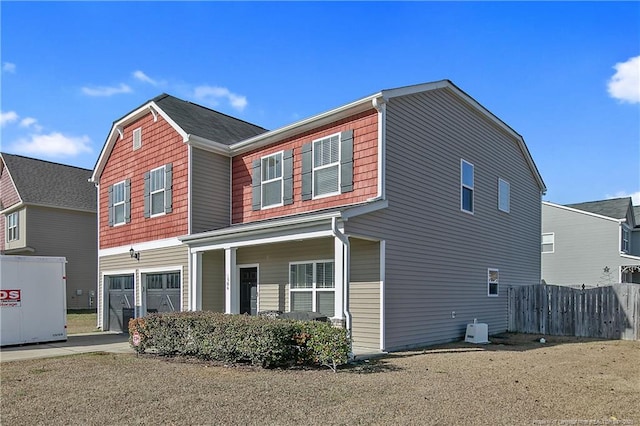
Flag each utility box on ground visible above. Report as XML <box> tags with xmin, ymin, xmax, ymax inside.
<box><xmin>464</xmin><ymin>319</ymin><xmax>489</xmax><ymax>344</ymax></box>
<box><xmin>0</xmin><ymin>255</ymin><xmax>67</xmax><ymax>346</ymax></box>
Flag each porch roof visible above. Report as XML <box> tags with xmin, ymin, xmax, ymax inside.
<box><xmin>180</xmin><ymin>199</ymin><xmax>387</xmax><ymax>250</ymax></box>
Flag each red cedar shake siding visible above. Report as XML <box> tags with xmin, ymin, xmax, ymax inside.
<box><xmin>232</xmin><ymin>110</ymin><xmax>378</xmax><ymax>224</ymax></box>
<box><xmin>99</xmin><ymin>113</ymin><xmax>188</xmax><ymax>249</ymax></box>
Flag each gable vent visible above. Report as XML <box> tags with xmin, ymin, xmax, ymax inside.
<box><xmin>133</xmin><ymin>127</ymin><xmax>142</xmax><ymax>150</ymax></box>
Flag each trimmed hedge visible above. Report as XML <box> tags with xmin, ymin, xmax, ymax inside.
<box><xmin>129</xmin><ymin>312</ymin><xmax>350</xmax><ymax>371</ymax></box>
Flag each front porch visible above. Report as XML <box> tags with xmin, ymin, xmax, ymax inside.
<box><xmin>181</xmin><ymin>213</ymin><xmax>384</xmax><ymax>353</ymax></box>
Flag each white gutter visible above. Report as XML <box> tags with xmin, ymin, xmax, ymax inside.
<box><xmin>229</xmin><ymin>94</ymin><xmax>380</xmax><ymax>155</ymax></box>
<box><xmin>331</xmin><ymin>217</ymin><xmax>352</xmax><ymax>344</ymax></box>
<box><xmin>0</xmin><ymin>201</ymin><xmax>24</xmax><ymax>215</ymax></box>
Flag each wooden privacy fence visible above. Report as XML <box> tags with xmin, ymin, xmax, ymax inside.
<box><xmin>508</xmin><ymin>284</ymin><xmax>640</xmax><ymax>340</ymax></box>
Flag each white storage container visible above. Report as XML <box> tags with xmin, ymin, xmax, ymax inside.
<box><xmin>1</xmin><ymin>255</ymin><xmax>67</xmax><ymax>346</ymax></box>
<box><xmin>464</xmin><ymin>319</ymin><xmax>489</xmax><ymax>344</ymax></box>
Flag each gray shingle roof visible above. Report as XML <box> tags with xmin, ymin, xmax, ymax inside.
<box><xmin>151</xmin><ymin>94</ymin><xmax>267</xmax><ymax>144</ymax></box>
<box><xmin>1</xmin><ymin>153</ymin><xmax>96</xmax><ymax>212</ymax></box>
<box><xmin>634</xmin><ymin>206</ymin><xmax>640</xmax><ymax>229</ymax></box>
<box><xmin>565</xmin><ymin>197</ymin><xmax>632</xmax><ymax>221</ymax></box>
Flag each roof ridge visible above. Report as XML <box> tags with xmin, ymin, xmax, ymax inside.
<box><xmin>1</xmin><ymin>152</ymin><xmax>92</xmax><ymax>172</ymax></box>
<box><xmin>158</xmin><ymin>93</ymin><xmax>267</xmax><ymax>130</ymax></box>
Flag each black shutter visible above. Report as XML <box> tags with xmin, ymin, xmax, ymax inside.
<box><xmin>340</xmin><ymin>130</ymin><xmax>354</xmax><ymax>193</ymax></box>
<box><xmin>301</xmin><ymin>143</ymin><xmax>312</xmax><ymax>200</ymax></box>
<box><xmin>165</xmin><ymin>163</ymin><xmax>173</xmax><ymax>213</ymax></box>
<box><xmin>143</xmin><ymin>171</ymin><xmax>150</xmax><ymax>218</ymax></box>
<box><xmin>124</xmin><ymin>179</ymin><xmax>131</xmax><ymax>223</ymax></box>
<box><xmin>251</xmin><ymin>159</ymin><xmax>261</xmax><ymax>211</ymax></box>
<box><xmin>107</xmin><ymin>184</ymin><xmax>114</xmax><ymax>226</ymax></box>
<box><xmin>283</xmin><ymin>150</ymin><xmax>293</xmax><ymax>205</ymax></box>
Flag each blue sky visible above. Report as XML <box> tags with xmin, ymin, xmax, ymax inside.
<box><xmin>1</xmin><ymin>1</ymin><xmax>639</xmax><ymax>205</ymax></box>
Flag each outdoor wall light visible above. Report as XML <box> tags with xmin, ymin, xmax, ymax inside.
<box><xmin>129</xmin><ymin>247</ymin><xmax>140</xmax><ymax>261</ymax></box>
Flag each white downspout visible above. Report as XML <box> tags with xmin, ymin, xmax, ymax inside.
<box><xmin>372</xmin><ymin>96</ymin><xmax>387</xmax><ymax>201</ymax></box>
<box><xmin>331</xmin><ymin>217</ymin><xmax>351</xmax><ymax>338</ymax></box>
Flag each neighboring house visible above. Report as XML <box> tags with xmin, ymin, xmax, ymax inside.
<box><xmin>0</xmin><ymin>153</ymin><xmax>97</xmax><ymax>309</ymax></box>
<box><xmin>92</xmin><ymin>80</ymin><xmax>546</xmax><ymax>353</ymax></box>
<box><xmin>541</xmin><ymin>197</ymin><xmax>640</xmax><ymax>286</ymax></box>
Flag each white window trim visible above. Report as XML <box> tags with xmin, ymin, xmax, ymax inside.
<box><xmin>149</xmin><ymin>165</ymin><xmax>166</xmax><ymax>218</ymax></box>
<box><xmin>461</xmin><ymin>159</ymin><xmax>474</xmax><ymax>214</ymax></box>
<box><xmin>260</xmin><ymin>151</ymin><xmax>284</xmax><ymax>209</ymax></box>
<box><xmin>312</xmin><ymin>132</ymin><xmax>341</xmax><ymax>200</ymax></box>
<box><xmin>133</xmin><ymin>127</ymin><xmax>142</xmax><ymax>150</ymax></box>
<box><xmin>542</xmin><ymin>232</ymin><xmax>555</xmax><ymax>254</ymax></box>
<box><xmin>6</xmin><ymin>211</ymin><xmax>19</xmax><ymax>242</ymax></box>
<box><xmin>498</xmin><ymin>178</ymin><xmax>510</xmax><ymax>213</ymax></box>
<box><xmin>112</xmin><ymin>180</ymin><xmax>127</xmax><ymax>226</ymax></box>
<box><xmin>288</xmin><ymin>259</ymin><xmax>336</xmax><ymax>315</ymax></box>
<box><xmin>488</xmin><ymin>268</ymin><xmax>499</xmax><ymax>297</ymax></box>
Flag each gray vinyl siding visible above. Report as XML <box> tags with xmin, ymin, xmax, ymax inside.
<box><xmin>350</xmin><ymin>238</ymin><xmax>381</xmax><ymax>351</ymax></box>
<box><xmin>541</xmin><ymin>203</ymin><xmax>640</xmax><ymax>285</ymax></box>
<box><xmin>202</xmin><ymin>250</ymin><xmax>225</xmax><ymax>312</ymax></box>
<box><xmin>346</xmin><ymin>88</ymin><xmax>543</xmax><ymax>351</ymax></box>
<box><xmin>26</xmin><ymin>206</ymin><xmax>97</xmax><ymax>310</ymax></box>
<box><xmin>237</xmin><ymin>239</ymin><xmax>333</xmax><ymax>313</ymax></box>
<box><xmin>191</xmin><ymin>148</ymin><xmax>231</xmax><ymax>233</ymax></box>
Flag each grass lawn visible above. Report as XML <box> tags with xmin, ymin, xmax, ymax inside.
<box><xmin>66</xmin><ymin>310</ymin><xmax>99</xmax><ymax>335</ymax></box>
<box><xmin>1</xmin><ymin>334</ymin><xmax>639</xmax><ymax>425</ymax></box>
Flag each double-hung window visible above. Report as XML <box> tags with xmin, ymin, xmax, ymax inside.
<box><xmin>6</xmin><ymin>212</ymin><xmax>18</xmax><ymax>241</ymax></box>
<box><xmin>144</xmin><ymin>163</ymin><xmax>172</xmax><ymax>218</ymax></box>
<box><xmin>461</xmin><ymin>160</ymin><xmax>474</xmax><ymax>213</ymax></box>
<box><xmin>541</xmin><ymin>233</ymin><xmax>554</xmax><ymax>253</ymax></box>
<box><xmin>261</xmin><ymin>152</ymin><xmax>283</xmax><ymax>208</ymax></box>
<box><xmin>289</xmin><ymin>261</ymin><xmax>335</xmax><ymax>317</ymax></box>
<box><xmin>112</xmin><ymin>181</ymin><xmax>126</xmax><ymax>225</ymax></box>
<box><xmin>108</xmin><ymin>179</ymin><xmax>130</xmax><ymax>227</ymax></box>
<box><xmin>621</xmin><ymin>226</ymin><xmax>630</xmax><ymax>253</ymax></box>
<box><xmin>498</xmin><ymin>178</ymin><xmax>510</xmax><ymax>213</ymax></box>
<box><xmin>150</xmin><ymin>166</ymin><xmax>166</xmax><ymax>216</ymax></box>
<box><xmin>488</xmin><ymin>268</ymin><xmax>499</xmax><ymax>296</ymax></box>
<box><xmin>313</xmin><ymin>134</ymin><xmax>341</xmax><ymax>197</ymax></box>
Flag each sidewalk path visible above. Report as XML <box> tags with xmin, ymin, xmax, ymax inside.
<box><xmin>0</xmin><ymin>332</ymin><xmax>133</xmax><ymax>362</ymax></box>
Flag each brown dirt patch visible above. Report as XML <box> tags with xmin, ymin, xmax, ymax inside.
<box><xmin>2</xmin><ymin>333</ymin><xmax>638</xmax><ymax>425</ymax></box>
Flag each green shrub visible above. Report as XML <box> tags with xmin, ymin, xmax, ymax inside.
<box><xmin>128</xmin><ymin>312</ymin><xmax>350</xmax><ymax>371</ymax></box>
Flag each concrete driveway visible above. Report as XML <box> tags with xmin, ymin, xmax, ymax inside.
<box><xmin>0</xmin><ymin>332</ymin><xmax>133</xmax><ymax>362</ymax></box>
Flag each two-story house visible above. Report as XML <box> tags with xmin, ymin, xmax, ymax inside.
<box><xmin>542</xmin><ymin>197</ymin><xmax>640</xmax><ymax>286</ymax></box>
<box><xmin>0</xmin><ymin>153</ymin><xmax>97</xmax><ymax>309</ymax></box>
<box><xmin>92</xmin><ymin>80</ymin><xmax>546</xmax><ymax>353</ymax></box>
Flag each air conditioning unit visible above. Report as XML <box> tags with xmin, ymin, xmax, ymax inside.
<box><xmin>465</xmin><ymin>319</ymin><xmax>489</xmax><ymax>344</ymax></box>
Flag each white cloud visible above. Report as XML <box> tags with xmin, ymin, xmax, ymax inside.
<box><xmin>2</xmin><ymin>62</ymin><xmax>16</xmax><ymax>73</ymax></box>
<box><xmin>11</xmin><ymin>132</ymin><xmax>92</xmax><ymax>157</ymax></box>
<box><xmin>20</xmin><ymin>117</ymin><xmax>43</xmax><ymax>133</ymax></box>
<box><xmin>193</xmin><ymin>85</ymin><xmax>248</xmax><ymax>111</ymax></box>
<box><xmin>607</xmin><ymin>191</ymin><xmax>640</xmax><ymax>205</ymax></box>
<box><xmin>133</xmin><ymin>70</ymin><xmax>157</xmax><ymax>86</ymax></box>
<box><xmin>82</xmin><ymin>83</ymin><xmax>132</xmax><ymax>97</ymax></box>
<box><xmin>1</xmin><ymin>111</ymin><xmax>19</xmax><ymax>127</ymax></box>
<box><xmin>607</xmin><ymin>55</ymin><xmax>640</xmax><ymax>104</ymax></box>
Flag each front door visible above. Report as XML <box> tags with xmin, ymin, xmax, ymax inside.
<box><xmin>239</xmin><ymin>267</ymin><xmax>257</xmax><ymax>315</ymax></box>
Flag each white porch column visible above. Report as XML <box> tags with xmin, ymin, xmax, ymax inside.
<box><xmin>334</xmin><ymin>236</ymin><xmax>345</xmax><ymax>320</ymax></box>
<box><xmin>225</xmin><ymin>247</ymin><xmax>238</xmax><ymax>314</ymax></box>
<box><xmin>189</xmin><ymin>251</ymin><xmax>202</xmax><ymax>311</ymax></box>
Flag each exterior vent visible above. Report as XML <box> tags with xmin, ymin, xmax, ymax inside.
<box><xmin>465</xmin><ymin>319</ymin><xmax>489</xmax><ymax>344</ymax></box>
<box><xmin>133</xmin><ymin>127</ymin><xmax>142</xmax><ymax>150</ymax></box>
